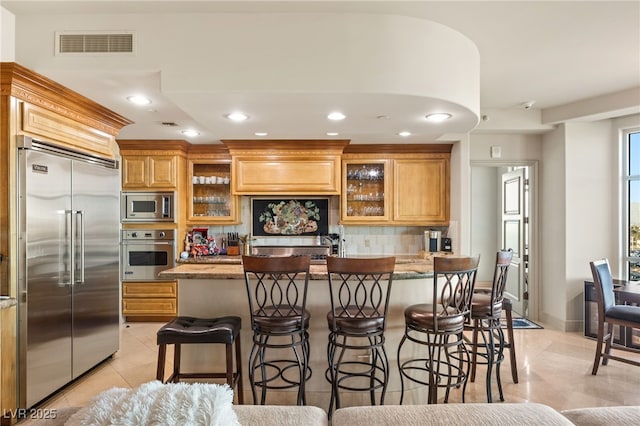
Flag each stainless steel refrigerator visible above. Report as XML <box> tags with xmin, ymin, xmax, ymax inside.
<box><xmin>17</xmin><ymin>136</ymin><xmax>120</xmax><ymax>408</ymax></box>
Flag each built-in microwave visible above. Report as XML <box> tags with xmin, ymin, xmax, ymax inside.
<box><xmin>121</xmin><ymin>192</ymin><xmax>174</xmax><ymax>222</ymax></box>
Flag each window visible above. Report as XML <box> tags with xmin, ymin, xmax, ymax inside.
<box><xmin>624</xmin><ymin>129</ymin><xmax>640</xmax><ymax>280</ymax></box>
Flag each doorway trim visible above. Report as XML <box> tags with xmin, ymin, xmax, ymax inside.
<box><xmin>471</xmin><ymin>160</ymin><xmax>539</xmax><ymax>321</ymax></box>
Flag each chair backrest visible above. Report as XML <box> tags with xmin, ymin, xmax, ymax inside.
<box><xmin>589</xmin><ymin>258</ymin><xmax>616</xmax><ymax>316</ymax></box>
<box><xmin>242</xmin><ymin>255</ymin><xmax>311</xmax><ymax>327</ymax></box>
<box><xmin>326</xmin><ymin>256</ymin><xmax>396</xmax><ymax>331</ymax></box>
<box><xmin>487</xmin><ymin>250</ymin><xmax>514</xmax><ymax>308</ymax></box>
<box><xmin>432</xmin><ymin>255</ymin><xmax>480</xmax><ymax>330</ymax></box>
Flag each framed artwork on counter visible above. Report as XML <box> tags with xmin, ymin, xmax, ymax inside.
<box><xmin>251</xmin><ymin>197</ymin><xmax>330</xmax><ymax>237</ymax></box>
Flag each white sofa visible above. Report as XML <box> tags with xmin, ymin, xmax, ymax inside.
<box><xmin>24</xmin><ymin>403</ymin><xmax>640</xmax><ymax>426</ymax></box>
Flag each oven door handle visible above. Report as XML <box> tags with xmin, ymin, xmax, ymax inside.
<box><xmin>122</xmin><ymin>241</ymin><xmax>173</xmax><ymax>245</ymax></box>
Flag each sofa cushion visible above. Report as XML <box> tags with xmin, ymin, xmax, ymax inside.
<box><xmin>331</xmin><ymin>403</ymin><xmax>574</xmax><ymax>426</ymax></box>
<box><xmin>561</xmin><ymin>406</ymin><xmax>640</xmax><ymax>425</ymax></box>
<box><xmin>233</xmin><ymin>405</ymin><xmax>327</xmax><ymax>426</ymax></box>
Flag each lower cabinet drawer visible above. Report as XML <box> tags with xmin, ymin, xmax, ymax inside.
<box><xmin>122</xmin><ymin>281</ymin><xmax>177</xmax><ymax>316</ymax></box>
<box><xmin>122</xmin><ymin>298</ymin><xmax>177</xmax><ymax>316</ymax></box>
<box><xmin>123</xmin><ymin>281</ymin><xmax>177</xmax><ymax>298</ymax></box>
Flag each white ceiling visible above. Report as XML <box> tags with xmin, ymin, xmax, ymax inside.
<box><xmin>2</xmin><ymin>0</ymin><xmax>640</xmax><ymax>144</ymax></box>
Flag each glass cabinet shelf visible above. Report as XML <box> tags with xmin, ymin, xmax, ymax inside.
<box><xmin>341</xmin><ymin>160</ymin><xmax>390</xmax><ymax>222</ymax></box>
<box><xmin>188</xmin><ymin>161</ymin><xmax>239</xmax><ymax>223</ymax></box>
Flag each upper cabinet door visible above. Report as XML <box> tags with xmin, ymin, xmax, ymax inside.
<box><xmin>223</xmin><ymin>140</ymin><xmax>348</xmax><ymax>195</ymax></box>
<box><xmin>393</xmin><ymin>158</ymin><xmax>449</xmax><ymax>225</ymax></box>
<box><xmin>121</xmin><ymin>156</ymin><xmax>148</xmax><ymax>188</ymax></box>
<box><xmin>187</xmin><ymin>159</ymin><xmax>240</xmax><ymax>224</ymax></box>
<box><xmin>341</xmin><ymin>160</ymin><xmax>391</xmax><ymax>224</ymax></box>
<box><xmin>121</xmin><ymin>155</ymin><xmax>177</xmax><ymax>190</ymax></box>
<box><xmin>232</xmin><ymin>156</ymin><xmax>341</xmax><ymax>195</ymax></box>
<box><xmin>148</xmin><ymin>156</ymin><xmax>177</xmax><ymax>188</ymax></box>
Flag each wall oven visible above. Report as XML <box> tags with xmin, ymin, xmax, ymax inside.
<box><xmin>121</xmin><ymin>192</ymin><xmax>174</xmax><ymax>222</ymax></box>
<box><xmin>122</xmin><ymin>229</ymin><xmax>175</xmax><ymax>281</ymax></box>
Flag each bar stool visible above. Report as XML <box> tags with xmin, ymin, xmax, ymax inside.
<box><xmin>466</xmin><ymin>250</ymin><xmax>513</xmax><ymax>402</ymax></box>
<box><xmin>501</xmin><ymin>297</ymin><xmax>519</xmax><ymax>384</ymax></box>
<box><xmin>242</xmin><ymin>255</ymin><xmax>312</xmax><ymax>405</ymax></box>
<box><xmin>397</xmin><ymin>255</ymin><xmax>480</xmax><ymax>404</ymax></box>
<box><xmin>325</xmin><ymin>256</ymin><xmax>396</xmax><ymax>416</ymax></box>
<box><xmin>156</xmin><ymin>315</ymin><xmax>243</xmax><ymax>404</ymax></box>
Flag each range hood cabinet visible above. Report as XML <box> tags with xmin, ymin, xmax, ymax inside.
<box><xmin>223</xmin><ymin>140</ymin><xmax>349</xmax><ymax>196</ymax></box>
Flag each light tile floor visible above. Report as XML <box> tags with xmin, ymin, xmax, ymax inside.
<box><xmin>29</xmin><ymin>321</ymin><xmax>640</xmax><ymax>415</ymax></box>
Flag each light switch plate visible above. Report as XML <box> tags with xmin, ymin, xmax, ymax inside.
<box><xmin>490</xmin><ymin>145</ymin><xmax>502</xmax><ymax>158</ymax></box>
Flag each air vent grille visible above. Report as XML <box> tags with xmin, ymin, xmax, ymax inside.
<box><xmin>58</xmin><ymin>33</ymin><xmax>133</xmax><ymax>54</ymax></box>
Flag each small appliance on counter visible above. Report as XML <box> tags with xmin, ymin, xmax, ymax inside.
<box><xmin>441</xmin><ymin>237</ymin><xmax>452</xmax><ymax>252</ymax></box>
<box><xmin>322</xmin><ymin>233</ymin><xmax>341</xmax><ymax>256</ymax></box>
<box><xmin>426</xmin><ymin>230</ymin><xmax>442</xmax><ymax>252</ymax></box>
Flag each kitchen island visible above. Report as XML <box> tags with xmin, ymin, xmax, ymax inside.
<box><xmin>158</xmin><ymin>256</ymin><xmax>439</xmax><ymax>408</ymax></box>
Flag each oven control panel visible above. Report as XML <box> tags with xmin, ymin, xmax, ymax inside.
<box><xmin>122</xmin><ymin>229</ymin><xmax>175</xmax><ymax>241</ymax></box>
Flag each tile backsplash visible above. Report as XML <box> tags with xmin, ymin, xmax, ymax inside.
<box><xmin>194</xmin><ymin>196</ymin><xmax>448</xmax><ymax>256</ymax></box>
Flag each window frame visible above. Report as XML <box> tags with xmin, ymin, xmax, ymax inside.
<box><xmin>622</xmin><ymin>127</ymin><xmax>640</xmax><ymax>281</ymax></box>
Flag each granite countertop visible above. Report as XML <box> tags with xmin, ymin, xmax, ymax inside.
<box><xmin>0</xmin><ymin>296</ymin><xmax>17</xmax><ymax>310</ymax></box>
<box><xmin>160</xmin><ymin>257</ymin><xmax>435</xmax><ymax>280</ymax></box>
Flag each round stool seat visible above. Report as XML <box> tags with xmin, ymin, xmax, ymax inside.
<box><xmin>470</xmin><ymin>294</ymin><xmax>503</xmax><ymax>318</ymax></box>
<box><xmin>404</xmin><ymin>304</ymin><xmax>465</xmax><ymax>332</ymax></box>
<box><xmin>157</xmin><ymin>316</ymin><xmax>241</xmax><ymax>345</ymax></box>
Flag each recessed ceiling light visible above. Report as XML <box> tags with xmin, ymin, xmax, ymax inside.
<box><xmin>181</xmin><ymin>129</ymin><xmax>200</xmax><ymax>137</ymax></box>
<box><xmin>398</xmin><ymin>131</ymin><xmax>411</xmax><ymax>137</ymax></box>
<box><xmin>326</xmin><ymin>132</ymin><xmax>339</xmax><ymax>136</ymax></box>
<box><xmin>327</xmin><ymin>111</ymin><xmax>346</xmax><ymax>121</ymax></box>
<box><xmin>126</xmin><ymin>95</ymin><xmax>152</xmax><ymax>105</ymax></box>
<box><xmin>254</xmin><ymin>132</ymin><xmax>268</xmax><ymax>136</ymax></box>
<box><xmin>425</xmin><ymin>113</ymin><xmax>452</xmax><ymax>122</ymax></box>
<box><xmin>225</xmin><ymin>112</ymin><xmax>249</xmax><ymax>122</ymax></box>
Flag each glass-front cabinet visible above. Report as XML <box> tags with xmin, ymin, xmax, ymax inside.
<box><xmin>187</xmin><ymin>160</ymin><xmax>240</xmax><ymax>224</ymax></box>
<box><xmin>341</xmin><ymin>160</ymin><xmax>391</xmax><ymax>223</ymax></box>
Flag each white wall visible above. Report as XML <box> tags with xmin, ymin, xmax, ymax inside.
<box><xmin>1</xmin><ymin>7</ymin><xmax>15</xmax><ymax>61</ymax></box>
<box><xmin>470</xmin><ymin>133</ymin><xmax>543</xmax><ymax>161</ymax></box>
<box><xmin>540</xmin><ymin>121</ymin><xmax>618</xmax><ymax>331</ymax></box>
<box><xmin>540</xmin><ymin>126</ymin><xmax>567</xmax><ymax>328</ymax></box>
<box><xmin>564</xmin><ymin>121</ymin><xmax>615</xmax><ymax>331</ymax></box>
<box><xmin>470</xmin><ymin>166</ymin><xmax>499</xmax><ymax>281</ymax></box>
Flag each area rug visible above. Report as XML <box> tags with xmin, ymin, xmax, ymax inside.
<box><xmin>502</xmin><ymin>317</ymin><xmax>543</xmax><ymax>329</ymax></box>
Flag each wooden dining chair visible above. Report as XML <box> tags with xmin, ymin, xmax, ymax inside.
<box><xmin>589</xmin><ymin>258</ymin><xmax>640</xmax><ymax>374</ymax></box>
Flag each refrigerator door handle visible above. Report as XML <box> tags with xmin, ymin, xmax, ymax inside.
<box><xmin>61</xmin><ymin>209</ymin><xmax>74</xmax><ymax>287</ymax></box>
<box><xmin>75</xmin><ymin>210</ymin><xmax>85</xmax><ymax>284</ymax></box>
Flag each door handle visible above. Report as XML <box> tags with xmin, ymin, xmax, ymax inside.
<box><xmin>75</xmin><ymin>210</ymin><xmax>85</xmax><ymax>284</ymax></box>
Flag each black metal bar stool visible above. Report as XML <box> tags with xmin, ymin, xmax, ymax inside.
<box><xmin>466</xmin><ymin>250</ymin><xmax>513</xmax><ymax>402</ymax></box>
<box><xmin>156</xmin><ymin>315</ymin><xmax>243</xmax><ymax>404</ymax></box>
<box><xmin>397</xmin><ymin>255</ymin><xmax>480</xmax><ymax>404</ymax></box>
<box><xmin>242</xmin><ymin>255</ymin><xmax>312</xmax><ymax>405</ymax></box>
<box><xmin>501</xmin><ymin>297</ymin><xmax>519</xmax><ymax>383</ymax></box>
<box><xmin>325</xmin><ymin>256</ymin><xmax>396</xmax><ymax>416</ymax></box>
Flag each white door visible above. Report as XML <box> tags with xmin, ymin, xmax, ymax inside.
<box><xmin>501</xmin><ymin>168</ymin><xmax>527</xmax><ymax>316</ymax></box>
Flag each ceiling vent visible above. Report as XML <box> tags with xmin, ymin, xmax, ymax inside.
<box><xmin>56</xmin><ymin>31</ymin><xmax>134</xmax><ymax>54</ymax></box>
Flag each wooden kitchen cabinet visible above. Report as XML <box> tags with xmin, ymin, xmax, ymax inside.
<box><xmin>393</xmin><ymin>158</ymin><xmax>449</xmax><ymax>225</ymax></box>
<box><xmin>222</xmin><ymin>139</ymin><xmax>349</xmax><ymax>195</ymax></box>
<box><xmin>1</xmin><ymin>304</ymin><xmax>17</xmax><ymax>425</ymax></box>
<box><xmin>187</xmin><ymin>145</ymin><xmax>240</xmax><ymax>224</ymax></box>
<box><xmin>122</xmin><ymin>155</ymin><xmax>178</xmax><ymax>189</ymax></box>
<box><xmin>122</xmin><ymin>281</ymin><xmax>177</xmax><ymax>321</ymax></box>
<box><xmin>117</xmin><ymin>140</ymin><xmax>189</xmax><ymax>191</ymax></box>
<box><xmin>341</xmin><ymin>144</ymin><xmax>451</xmax><ymax>226</ymax></box>
<box><xmin>341</xmin><ymin>160</ymin><xmax>391</xmax><ymax>223</ymax></box>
